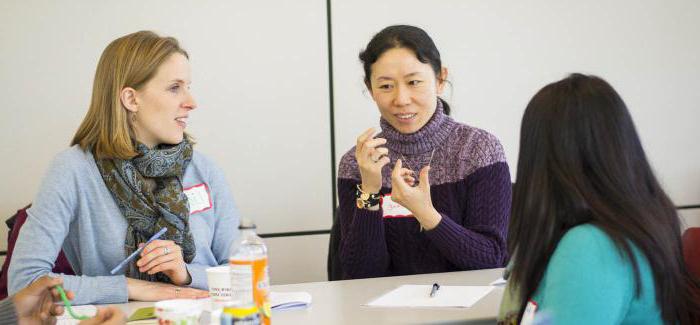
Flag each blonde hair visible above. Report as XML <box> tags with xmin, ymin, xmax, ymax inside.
<box><xmin>71</xmin><ymin>30</ymin><xmax>189</xmax><ymax>159</ymax></box>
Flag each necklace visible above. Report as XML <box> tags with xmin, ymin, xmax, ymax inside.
<box><xmin>400</xmin><ymin>148</ymin><xmax>436</xmax><ymax>184</ymax></box>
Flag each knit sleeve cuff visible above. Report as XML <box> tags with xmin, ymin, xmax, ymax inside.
<box><xmin>352</xmin><ymin>207</ymin><xmax>385</xmax><ymax>237</ymax></box>
<box><xmin>424</xmin><ymin>212</ymin><xmax>462</xmax><ymax>244</ymax></box>
<box><xmin>424</xmin><ymin>212</ymin><xmax>505</xmax><ymax>269</ymax></box>
<box><xmin>0</xmin><ymin>298</ymin><xmax>18</xmax><ymax>324</ymax></box>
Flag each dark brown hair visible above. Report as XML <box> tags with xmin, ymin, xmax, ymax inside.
<box><xmin>509</xmin><ymin>73</ymin><xmax>700</xmax><ymax>323</ymax></box>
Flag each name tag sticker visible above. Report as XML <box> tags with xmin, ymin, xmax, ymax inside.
<box><xmin>520</xmin><ymin>299</ymin><xmax>538</xmax><ymax>325</ymax></box>
<box><xmin>184</xmin><ymin>183</ymin><xmax>212</xmax><ymax>214</ymax></box>
<box><xmin>381</xmin><ymin>194</ymin><xmax>413</xmax><ymax>218</ymax></box>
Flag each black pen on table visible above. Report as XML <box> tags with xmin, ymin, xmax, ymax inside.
<box><xmin>429</xmin><ymin>283</ymin><xmax>440</xmax><ymax>297</ymax></box>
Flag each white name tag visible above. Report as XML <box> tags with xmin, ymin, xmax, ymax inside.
<box><xmin>381</xmin><ymin>194</ymin><xmax>413</xmax><ymax>218</ymax></box>
<box><xmin>184</xmin><ymin>183</ymin><xmax>212</xmax><ymax>214</ymax></box>
<box><xmin>520</xmin><ymin>299</ymin><xmax>538</xmax><ymax>325</ymax></box>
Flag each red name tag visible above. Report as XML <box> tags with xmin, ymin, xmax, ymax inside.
<box><xmin>520</xmin><ymin>299</ymin><xmax>538</xmax><ymax>325</ymax></box>
<box><xmin>381</xmin><ymin>194</ymin><xmax>413</xmax><ymax>218</ymax></box>
<box><xmin>183</xmin><ymin>183</ymin><xmax>213</xmax><ymax>214</ymax></box>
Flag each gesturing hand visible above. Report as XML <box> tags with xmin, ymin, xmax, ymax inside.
<box><xmin>355</xmin><ymin>127</ymin><xmax>390</xmax><ymax>194</ymax></box>
<box><xmin>12</xmin><ymin>275</ymin><xmax>69</xmax><ymax>324</ymax></box>
<box><xmin>137</xmin><ymin>240</ymin><xmax>190</xmax><ymax>285</ymax></box>
<box><xmin>391</xmin><ymin>159</ymin><xmax>442</xmax><ymax>230</ymax></box>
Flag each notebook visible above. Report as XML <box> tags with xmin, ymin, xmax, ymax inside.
<box><xmin>201</xmin><ymin>291</ymin><xmax>312</xmax><ymax>312</ymax></box>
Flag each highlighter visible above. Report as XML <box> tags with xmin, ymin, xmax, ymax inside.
<box><xmin>55</xmin><ymin>285</ymin><xmax>89</xmax><ymax>320</ymax></box>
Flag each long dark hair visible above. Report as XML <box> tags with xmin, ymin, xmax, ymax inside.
<box><xmin>508</xmin><ymin>73</ymin><xmax>700</xmax><ymax>323</ymax></box>
<box><xmin>359</xmin><ymin>25</ymin><xmax>451</xmax><ymax>115</ymax></box>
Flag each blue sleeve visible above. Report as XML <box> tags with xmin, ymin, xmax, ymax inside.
<box><xmin>8</xmin><ymin>152</ymin><xmax>128</xmax><ymax>304</ymax></box>
<box><xmin>534</xmin><ymin>225</ymin><xmax>633</xmax><ymax>324</ymax></box>
<box><xmin>186</xmin><ymin>157</ymin><xmax>240</xmax><ymax>289</ymax></box>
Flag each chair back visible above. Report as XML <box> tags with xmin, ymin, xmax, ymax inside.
<box><xmin>327</xmin><ymin>207</ymin><xmax>343</xmax><ymax>281</ymax></box>
<box><xmin>682</xmin><ymin>227</ymin><xmax>700</xmax><ymax>279</ymax></box>
<box><xmin>0</xmin><ymin>205</ymin><xmax>74</xmax><ymax>299</ymax></box>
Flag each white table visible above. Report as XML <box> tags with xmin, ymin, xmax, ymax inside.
<box><xmin>108</xmin><ymin>268</ymin><xmax>505</xmax><ymax>324</ymax></box>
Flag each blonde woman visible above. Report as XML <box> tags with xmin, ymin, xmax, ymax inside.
<box><xmin>8</xmin><ymin>31</ymin><xmax>240</xmax><ymax>304</ymax></box>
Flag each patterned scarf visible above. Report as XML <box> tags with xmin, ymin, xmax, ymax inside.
<box><xmin>95</xmin><ymin>139</ymin><xmax>196</xmax><ymax>282</ymax></box>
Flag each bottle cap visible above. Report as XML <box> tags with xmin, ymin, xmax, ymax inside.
<box><xmin>238</xmin><ymin>218</ymin><xmax>257</xmax><ymax>230</ymax></box>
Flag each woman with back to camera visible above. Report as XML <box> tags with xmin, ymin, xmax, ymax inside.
<box><xmin>336</xmin><ymin>25</ymin><xmax>512</xmax><ymax>279</ymax></box>
<box><xmin>9</xmin><ymin>31</ymin><xmax>240</xmax><ymax>304</ymax></box>
<box><xmin>498</xmin><ymin>73</ymin><xmax>700</xmax><ymax>324</ymax></box>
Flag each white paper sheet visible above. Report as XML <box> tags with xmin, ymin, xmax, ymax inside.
<box><xmin>365</xmin><ymin>285</ymin><xmax>493</xmax><ymax>308</ymax></box>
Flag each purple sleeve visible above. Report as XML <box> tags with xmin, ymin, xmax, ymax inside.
<box><xmin>424</xmin><ymin>162</ymin><xmax>511</xmax><ymax>269</ymax></box>
<box><xmin>336</xmin><ymin>178</ymin><xmax>390</xmax><ymax>279</ymax></box>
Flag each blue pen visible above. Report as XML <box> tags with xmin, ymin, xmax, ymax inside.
<box><xmin>110</xmin><ymin>227</ymin><xmax>168</xmax><ymax>275</ymax></box>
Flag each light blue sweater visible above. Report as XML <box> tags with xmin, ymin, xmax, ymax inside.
<box><xmin>8</xmin><ymin>145</ymin><xmax>240</xmax><ymax>304</ymax></box>
<box><xmin>531</xmin><ymin>224</ymin><xmax>662</xmax><ymax>324</ymax></box>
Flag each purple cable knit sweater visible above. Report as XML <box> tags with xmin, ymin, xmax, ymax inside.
<box><xmin>337</xmin><ymin>101</ymin><xmax>512</xmax><ymax>279</ymax></box>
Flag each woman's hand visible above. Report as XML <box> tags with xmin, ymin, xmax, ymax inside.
<box><xmin>78</xmin><ymin>307</ymin><xmax>126</xmax><ymax>325</ymax></box>
<box><xmin>356</xmin><ymin>127</ymin><xmax>390</xmax><ymax>194</ymax></box>
<box><xmin>137</xmin><ymin>239</ymin><xmax>190</xmax><ymax>285</ymax></box>
<box><xmin>12</xmin><ymin>275</ymin><xmax>68</xmax><ymax>324</ymax></box>
<box><xmin>126</xmin><ymin>278</ymin><xmax>208</xmax><ymax>301</ymax></box>
<box><xmin>391</xmin><ymin>159</ymin><xmax>442</xmax><ymax>230</ymax></box>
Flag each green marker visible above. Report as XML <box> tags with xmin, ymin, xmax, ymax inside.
<box><xmin>55</xmin><ymin>285</ymin><xmax>90</xmax><ymax>320</ymax></box>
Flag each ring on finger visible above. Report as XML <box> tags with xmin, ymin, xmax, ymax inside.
<box><xmin>372</xmin><ymin>153</ymin><xmax>386</xmax><ymax>163</ymax></box>
<box><xmin>163</xmin><ymin>246</ymin><xmax>170</xmax><ymax>256</ymax></box>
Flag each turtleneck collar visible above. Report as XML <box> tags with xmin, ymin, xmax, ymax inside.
<box><xmin>379</xmin><ymin>99</ymin><xmax>457</xmax><ymax>155</ymax></box>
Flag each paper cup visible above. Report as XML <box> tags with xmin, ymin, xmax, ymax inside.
<box><xmin>206</xmin><ymin>265</ymin><xmax>232</xmax><ymax>301</ymax></box>
<box><xmin>155</xmin><ymin>299</ymin><xmax>202</xmax><ymax>325</ymax></box>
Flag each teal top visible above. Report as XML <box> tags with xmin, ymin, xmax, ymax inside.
<box><xmin>531</xmin><ymin>224</ymin><xmax>663</xmax><ymax>324</ymax></box>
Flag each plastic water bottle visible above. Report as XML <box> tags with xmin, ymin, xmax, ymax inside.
<box><xmin>229</xmin><ymin>219</ymin><xmax>270</xmax><ymax>325</ymax></box>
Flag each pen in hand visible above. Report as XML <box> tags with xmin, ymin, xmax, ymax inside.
<box><xmin>109</xmin><ymin>227</ymin><xmax>168</xmax><ymax>275</ymax></box>
<box><xmin>429</xmin><ymin>283</ymin><xmax>440</xmax><ymax>298</ymax></box>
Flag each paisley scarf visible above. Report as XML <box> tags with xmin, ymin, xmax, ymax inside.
<box><xmin>95</xmin><ymin>140</ymin><xmax>196</xmax><ymax>282</ymax></box>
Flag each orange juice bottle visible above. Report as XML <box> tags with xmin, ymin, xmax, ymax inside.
<box><xmin>230</xmin><ymin>220</ymin><xmax>271</xmax><ymax>324</ymax></box>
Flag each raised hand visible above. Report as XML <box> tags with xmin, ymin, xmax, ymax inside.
<box><xmin>355</xmin><ymin>127</ymin><xmax>390</xmax><ymax>194</ymax></box>
<box><xmin>390</xmin><ymin>159</ymin><xmax>442</xmax><ymax>230</ymax></box>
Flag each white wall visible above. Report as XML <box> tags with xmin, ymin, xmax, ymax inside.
<box><xmin>332</xmin><ymin>0</ymin><xmax>700</xmax><ymax>206</ymax></box>
<box><xmin>0</xmin><ymin>0</ymin><xmax>332</xmax><ymax>239</ymax></box>
<box><xmin>681</xmin><ymin>209</ymin><xmax>700</xmax><ymax>230</ymax></box>
<box><xmin>266</xmin><ymin>234</ymin><xmax>329</xmax><ymax>285</ymax></box>
<box><xmin>1</xmin><ymin>1</ymin><xmax>699</xmax><ymax>285</ymax></box>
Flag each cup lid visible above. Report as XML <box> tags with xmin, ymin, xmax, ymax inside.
<box><xmin>155</xmin><ymin>299</ymin><xmax>203</xmax><ymax>316</ymax></box>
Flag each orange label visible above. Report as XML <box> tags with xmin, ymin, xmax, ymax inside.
<box><xmin>231</xmin><ymin>257</ymin><xmax>270</xmax><ymax>325</ymax></box>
